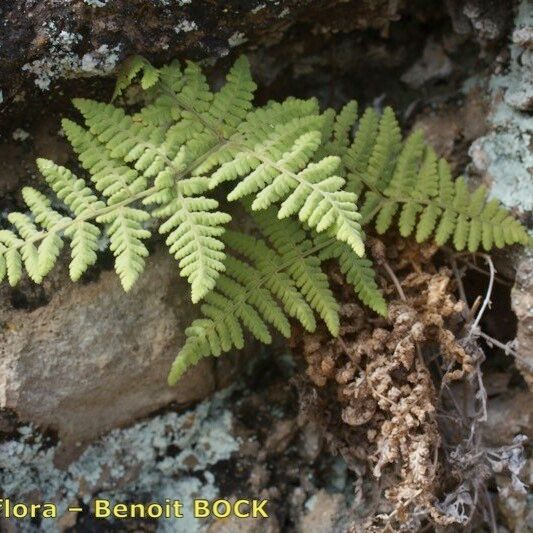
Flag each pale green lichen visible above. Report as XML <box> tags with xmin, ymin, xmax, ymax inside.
<box><xmin>0</xmin><ymin>389</ymin><xmax>239</xmax><ymax>532</ymax></box>
<box><xmin>174</xmin><ymin>20</ymin><xmax>198</xmax><ymax>33</ymax></box>
<box><xmin>22</xmin><ymin>22</ymin><xmax>122</xmax><ymax>90</ymax></box>
<box><xmin>468</xmin><ymin>0</ymin><xmax>533</xmax><ymax>213</ymax></box>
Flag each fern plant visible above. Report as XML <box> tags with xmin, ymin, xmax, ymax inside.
<box><xmin>0</xmin><ymin>56</ymin><xmax>529</xmax><ymax>385</ymax></box>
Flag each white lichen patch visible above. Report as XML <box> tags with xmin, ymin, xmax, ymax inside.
<box><xmin>84</xmin><ymin>0</ymin><xmax>110</xmax><ymax>6</ymax></box>
<box><xmin>468</xmin><ymin>0</ymin><xmax>533</xmax><ymax>213</ymax></box>
<box><xmin>12</xmin><ymin>128</ymin><xmax>30</xmax><ymax>141</ymax></box>
<box><xmin>0</xmin><ymin>390</ymin><xmax>239</xmax><ymax>532</ymax></box>
<box><xmin>174</xmin><ymin>20</ymin><xmax>198</xmax><ymax>33</ymax></box>
<box><xmin>80</xmin><ymin>44</ymin><xmax>122</xmax><ymax>75</ymax></box>
<box><xmin>22</xmin><ymin>22</ymin><xmax>121</xmax><ymax>90</ymax></box>
<box><xmin>228</xmin><ymin>32</ymin><xmax>248</xmax><ymax>47</ymax></box>
<box><xmin>157</xmin><ymin>0</ymin><xmax>192</xmax><ymax>6</ymax></box>
<box><xmin>22</xmin><ymin>23</ymin><xmax>82</xmax><ymax>90</ymax></box>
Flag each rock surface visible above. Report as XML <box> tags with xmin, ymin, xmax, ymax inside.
<box><xmin>512</xmin><ymin>252</ymin><xmax>533</xmax><ymax>390</ymax></box>
<box><xmin>0</xmin><ymin>247</ymin><xmax>217</xmax><ymax>448</ymax></box>
<box><xmin>0</xmin><ymin>0</ymin><xmax>415</xmax><ymax>126</ymax></box>
<box><xmin>0</xmin><ymin>363</ymin><xmax>351</xmax><ymax>532</ymax></box>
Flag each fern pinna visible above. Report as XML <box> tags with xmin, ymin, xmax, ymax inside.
<box><xmin>0</xmin><ymin>56</ymin><xmax>529</xmax><ymax>384</ymax></box>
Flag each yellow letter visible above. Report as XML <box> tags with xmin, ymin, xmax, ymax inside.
<box><xmin>194</xmin><ymin>500</ymin><xmax>210</xmax><ymax>518</ymax></box>
<box><xmin>13</xmin><ymin>504</ymin><xmax>28</xmax><ymax>518</ymax></box>
<box><xmin>42</xmin><ymin>504</ymin><xmax>57</xmax><ymax>519</ymax></box>
<box><xmin>172</xmin><ymin>501</ymin><xmax>184</xmax><ymax>518</ymax></box>
<box><xmin>129</xmin><ymin>504</ymin><xmax>145</xmax><ymax>518</ymax></box>
<box><xmin>1</xmin><ymin>499</ymin><xmax>11</xmax><ymax>517</ymax></box>
<box><xmin>234</xmin><ymin>500</ymin><xmax>250</xmax><ymax>518</ymax></box>
<box><xmin>252</xmin><ymin>500</ymin><xmax>268</xmax><ymax>518</ymax></box>
<box><xmin>29</xmin><ymin>504</ymin><xmax>41</xmax><ymax>517</ymax></box>
<box><xmin>94</xmin><ymin>499</ymin><xmax>111</xmax><ymax>518</ymax></box>
<box><xmin>146</xmin><ymin>504</ymin><xmax>163</xmax><ymax>518</ymax></box>
<box><xmin>113</xmin><ymin>504</ymin><xmax>128</xmax><ymax>519</ymax></box>
<box><xmin>212</xmin><ymin>500</ymin><xmax>231</xmax><ymax>518</ymax></box>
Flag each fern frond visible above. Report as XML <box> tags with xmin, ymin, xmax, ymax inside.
<box><xmin>38</xmin><ymin>157</ymin><xmax>151</xmax><ymax>290</ymax></box>
<box><xmin>113</xmin><ymin>55</ymin><xmax>160</xmax><ymax>100</ymax></box>
<box><xmin>98</xmin><ymin>207</ymin><xmax>151</xmax><ymax>291</ymax></box>
<box><xmin>64</xmin><ymin>95</ymin><xmax>232</xmax><ymax>299</ymax></box>
<box><xmin>222</xmin><ymin>231</ymin><xmax>317</xmax><ymax>333</ymax></box>
<box><xmin>140</xmin><ymin>61</ymin><xmax>366</xmax><ymax>256</ymax></box>
<box><xmin>210</xmin><ymin>116</ymin><xmax>365</xmax><ymax>256</ymax></box>
<box><xmin>339</xmin><ymin>106</ymin><xmax>530</xmax><ymax>252</ymax></box>
<box><xmin>344</xmin><ymin>107</ymin><xmax>380</xmax><ymax>195</ymax></box>
<box><xmin>207</xmin><ymin>56</ymin><xmax>257</xmax><ymax>136</ymax></box>
<box><xmin>155</xmin><ymin>192</ymin><xmax>232</xmax><ymax>302</ymax></box>
<box><xmin>168</xmin><ymin>236</ymin><xmax>314</xmax><ymax>384</ymax></box>
<box><xmin>316</xmin><ymin>234</ymin><xmax>387</xmax><ymax>317</ymax></box>
<box><xmin>0</xmin><ymin>235</ymin><xmax>23</xmax><ymax>286</ymax></box>
<box><xmin>319</xmin><ymin>101</ymin><xmax>359</xmax><ymax>159</ymax></box>
<box><xmin>168</xmin><ymin>222</ymin><xmax>340</xmax><ymax>383</ymax></box>
<box><xmin>168</xmin><ymin>207</ymin><xmax>357</xmax><ymax>383</ymax></box>
<box><xmin>1</xmin><ymin>55</ymin><xmax>529</xmax><ymax>387</ymax></box>
<box><xmin>251</xmin><ymin>209</ymin><xmax>340</xmax><ymax>336</ymax></box>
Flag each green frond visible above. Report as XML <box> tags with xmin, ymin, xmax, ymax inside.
<box><xmin>61</xmin><ymin>121</ymin><xmax>148</xmax><ymax>205</ymax></box>
<box><xmin>344</xmin><ymin>107</ymin><xmax>380</xmax><ymax>194</ymax></box>
<box><xmin>207</xmin><ymin>56</ymin><xmax>257</xmax><ymax>136</ymax></box>
<box><xmin>155</xmin><ymin>195</ymin><xmax>232</xmax><ymax>303</ymax></box>
<box><xmin>210</xmin><ymin>113</ymin><xmax>365</xmax><ymax>256</ymax></box>
<box><xmin>252</xmin><ymin>210</ymin><xmax>340</xmax><ymax>336</ymax></box>
<box><xmin>97</xmin><ymin>207</ymin><xmax>151</xmax><ymax>291</ymax></box>
<box><xmin>64</xmin><ymin>221</ymin><xmax>100</xmax><ymax>281</ymax></box>
<box><xmin>339</xmin><ymin>106</ymin><xmax>530</xmax><ymax>252</ymax></box>
<box><xmin>37</xmin><ymin>157</ymin><xmax>105</xmax><ymax>213</ymax></box>
<box><xmin>168</xmin><ymin>219</ymin><xmax>341</xmax><ymax>384</ymax></box>
<box><xmin>316</xmin><ymin>235</ymin><xmax>387</xmax><ymax>317</ymax></box>
<box><xmin>365</xmin><ymin>107</ymin><xmax>403</xmax><ymax>191</ymax></box>
<box><xmin>168</xmin><ymin>253</ymin><xmax>295</xmax><ymax>385</ymax></box>
<box><xmin>225</xmin><ymin>238</ymin><xmax>318</xmax><ymax>333</ymax></box>
<box><xmin>1</xmin><ymin>55</ymin><xmax>529</xmax><ymax>387</ymax></box>
<box><xmin>112</xmin><ymin>55</ymin><xmax>160</xmax><ymax>100</ymax></box>
<box><xmin>332</xmin><ymin>101</ymin><xmax>359</xmax><ymax>152</ymax></box>
<box><xmin>320</xmin><ymin>101</ymin><xmax>359</xmax><ymax>159</ymax></box>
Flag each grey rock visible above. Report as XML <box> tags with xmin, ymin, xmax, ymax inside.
<box><xmin>0</xmin><ymin>389</ymin><xmax>239</xmax><ymax>532</ymax></box>
<box><xmin>0</xmin><ymin>247</ymin><xmax>217</xmax><ymax>448</ymax></box>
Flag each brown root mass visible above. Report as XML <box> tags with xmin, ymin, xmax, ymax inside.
<box><xmin>291</xmin><ymin>238</ymin><xmax>527</xmax><ymax>531</ymax></box>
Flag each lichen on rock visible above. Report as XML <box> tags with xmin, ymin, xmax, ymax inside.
<box><xmin>0</xmin><ymin>389</ymin><xmax>239</xmax><ymax>532</ymax></box>
<box><xmin>469</xmin><ymin>0</ymin><xmax>533</xmax><ymax>213</ymax></box>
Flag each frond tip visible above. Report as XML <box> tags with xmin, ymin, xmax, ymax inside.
<box><xmin>341</xmin><ymin>105</ymin><xmax>530</xmax><ymax>252</ymax></box>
